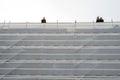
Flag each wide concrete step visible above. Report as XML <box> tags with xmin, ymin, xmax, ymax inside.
<box><xmin>0</xmin><ymin>54</ymin><xmax>120</xmax><ymax>60</ymax></box>
<box><xmin>0</xmin><ymin>28</ymin><xmax>120</xmax><ymax>33</ymax></box>
<box><xmin>0</xmin><ymin>40</ymin><xmax>120</xmax><ymax>46</ymax></box>
<box><xmin>0</xmin><ymin>35</ymin><xmax>120</xmax><ymax>40</ymax></box>
<box><xmin>0</xmin><ymin>75</ymin><xmax>120</xmax><ymax>80</ymax></box>
<box><xmin>0</xmin><ymin>68</ymin><xmax>120</xmax><ymax>76</ymax></box>
<box><xmin>0</xmin><ymin>61</ymin><xmax>120</xmax><ymax>69</ymax></box>
<box><xmin>1</xmin><ymin>48</ymin><xmax>120</xmax><ymax>53</ymax></box>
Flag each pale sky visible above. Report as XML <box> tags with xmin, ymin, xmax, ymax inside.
<box><xmin>0</xmin><ymin>0</ymin><xmax>120</xmax><ymax>22</ymax></box>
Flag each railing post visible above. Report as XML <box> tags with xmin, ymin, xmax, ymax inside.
<box><xmin>26</xmin><ymin>21</ymin><xmax>28</xmax><ymax>28</ymax></box>
<box><xmin>75</xmin><ymin>20</ymin><xmax>77</xmax><ymax>26</ymax></box>
<box><xmin>93</xmin><ymin>20</ymin><xmax>95</xmax><ymax>29</ymax></box>
<box><xmin>57</xmin><ymin>20</ymin><xmax>58</xmax><ymax>28</ymax></box>
<box><xmin>4</xmin><ymin>20</ymin><xmax>5</xmax><ymax>24</ymax></box>
<box><xmin>3</xmin><ymin>20</ymin><xmax>5</xmax><ymax>29</ymax></box>
<box><xmin>74</xmin><ymin>20</ymin><xmax>77</xmax><ymax>33</ymax></box>
<box><xmin>8</xmin><ymin>21</ymin><xmax>11</xmax><ymax>29</ymax></box>
<box><xmin>111</xmin><ymin>18</ymin><xmax>113</xmax><ymax>27</ymax></box>
<box><xmin>73</xmin><ymin>20</ymin><xmax>77</xmax><ymax>39</ymax></box>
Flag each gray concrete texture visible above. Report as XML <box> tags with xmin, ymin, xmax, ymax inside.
<box><xmin>0</xmin><ymin>23</ymin><xmax>120</xmax><ymax>80</ymax></box>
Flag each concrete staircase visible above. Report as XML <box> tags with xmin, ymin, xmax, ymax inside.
<box><xmin>0</xmin><ymin>23</ymin><xmax>120</xmax><ymax>80</ymax></box>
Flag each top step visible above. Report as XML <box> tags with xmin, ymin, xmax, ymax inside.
<box><xmin>0</xmin><ymin>22</ymin><xmax>120</xmax><ymax>29</ymax></box>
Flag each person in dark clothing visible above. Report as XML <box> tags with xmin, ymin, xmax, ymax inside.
<box><xmin>99</xmin><ymin>17</ymin><xmax>104</xmax><ymax>22</ymax></box>
<box><xmin>96</xmin><ymin>16</ymin><xmax>100</xmax><ymax>22</ymax></box>
<box><xmin>96</xmin><ymin>16</ymin><xmax>104</xmax><ymax>23</ymax></box>
<box><xmin>41</xmin><ymin>17</ymin><xmax>46</xmax><ymax>23</ymax></box>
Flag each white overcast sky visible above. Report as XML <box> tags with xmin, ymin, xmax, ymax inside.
<box><xmin>0</xmin><ymin>0</ymin><xmax>120</xmax><ymax>22</ymax></box>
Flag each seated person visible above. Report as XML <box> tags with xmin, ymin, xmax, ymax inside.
<box><xmin>41</xmin><ymin>17</ymin><xmax>46</xmax><ymax>23</ymax></box>
<box><xmin>96</xmin><ymin>16</ymin><xmax>100</xmax><ymax>22</ymax></box>
<box><xmin>96</xmin><ymin>16</ymin><xmax>104</xmax><ymax>23</ymax></box>
<box><xmin>99</xmin><ymin>17</ymin><xmax>104</xmax><ymax>22</ymax></box>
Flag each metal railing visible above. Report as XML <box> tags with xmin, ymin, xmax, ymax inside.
<box><xmin>0</xmin><ymin>21</ymin><xmax>120</xmax><ymax>29</ymax></box>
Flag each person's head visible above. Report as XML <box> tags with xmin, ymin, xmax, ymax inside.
<box><xmin>100</xmin><ymin>17</ymin><xmax>102</xmax><ymax>19</ymax></box>
<box><xmin>97</xmin><ymin>16</ymin><xmax>99</xmax><ymax>19</ymax></box>
<box><xmin>43</xmin><ymin>17</ymin><xmax>45</xmax><ymax>19</ymax></box>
